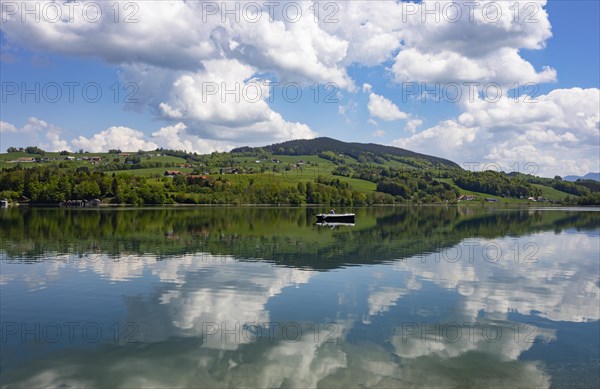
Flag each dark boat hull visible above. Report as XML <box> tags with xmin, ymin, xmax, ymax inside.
<box><xmin>315</xmin><ymin>213</ymin><xmax>355</xmax><ymax>223</ymax></box>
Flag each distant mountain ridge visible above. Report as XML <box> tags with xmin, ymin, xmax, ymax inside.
<box><xmin>232</xmin><ymin>137</ymin><xmax>461</xmax><ymax>169</ymax></box>
<box><xmin>563</xmin><ymin>172</ymin><xmax>600</xmax><ymax>182</ymax></box>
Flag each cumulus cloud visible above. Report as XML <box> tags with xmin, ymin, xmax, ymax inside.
<box><xmin>1</xmin><ymin>1</ymin><xmax>326</xmax><ymax>144</ymax></box>
<box><xmin>404</xmin><ymin>119</ymin><xmax>423</xmax><ymax>134</ymax></box>
<box><xmin>226</xmin><ymin>2</ymin><xmax>353</xmax><ymax>89</ymax></box>
<box><xmin>390</xmin><ymin>1</ymin><xmax>556</xmax><ymax>86</ymax></box>
<box><xmin>150</xmin><ymin>123</ymin><xmax>233</xmax><ymax>153</ymax></box>
<box><xmin>0</xmin><ymin>121</ymin><xmax>18</xmax><ymax>133</ymax></box>
<box><xmin>43</xmin><ymin>130</ymin><xmax>71</xmax><ymax>151</ymax></box>
<box><xmin>146</xmin><ymin>58</ymin><xmax>316</xmax><ymax>142</ymax></box>
<box><xmin>367</xmin><ymin>92</ymin><xmax>408</xmax><ymax>121</ymax></box>
<box><xmin>71</xmin><ymin>126</ymin><xmax>159</xmax><ymax>152</ymax></box>
<box><xmin>0</xmin><ymin>117</ymin><xmax>71</xmax><ymax>151</ymax></box>
<box><xmin>1</xmin><ymin>1</ymin><xmax>353</xmax><ymax>88</ymax></box>
<box><xmin>1</xmin><ymin>1</ymin><xmax>559</xmax><ymax>137</ymax></box>
<box><xmin>394</xmin><ymin>120</ymin><xmax>479</xmax><ymax>161</ymax></box>
<box><xmin>2</xmin><ymin>118</ymin><xmax>262</xmax><ymax>153</ymax></box>
<box><xmin>394</xmin><ymin>88</ymin><xmax>600</xmax><ymax>176</ymax></box>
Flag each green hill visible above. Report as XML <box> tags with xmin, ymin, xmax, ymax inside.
<box><xmin>232</xmin><ymin>137</ymin><xmax>461</xmax><ymax>169</ymax></box>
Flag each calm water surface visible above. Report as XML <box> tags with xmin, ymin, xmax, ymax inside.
<box><xmin>1</xmin><ymin>207</ymin><xmax>599</xmax><ymax>388</ymax></box>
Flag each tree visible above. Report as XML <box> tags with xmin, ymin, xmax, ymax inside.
<box><xmin>25</xmin><ymin>146</ymin><xmax>45</xmax><ymax>155</ymax></box>
<box><xmin>73</xmin><ymin>181</ymin><xmax>101</xmax><ymax>200</ymax></box>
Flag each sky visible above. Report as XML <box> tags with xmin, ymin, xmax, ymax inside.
<box><xmin>0</xmin><ymin>0</ymin><xmax>598</xmax><ymax>176</ymax></box>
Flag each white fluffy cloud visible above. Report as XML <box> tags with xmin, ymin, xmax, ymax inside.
<box><xmin>72</xmin><ymin>126</ymin><xmax>158</xmax><ymax>152</ymax></box>
<box><xmin>404</xmin><ymin>119</ymin><xmax>423</xmax><ymax>134</ymax></box>
<box><xmin>367</xmin><ymin>92</ymin><xmax>408</xmax><ymax>121</ymax></box>
<box><xmin>151</xmin><ymin>58</ymin><xmax>316</xmax><ymax>142</ymax></box>
<box><xmin>1</xmin><ymin>1</ymin><xmax>326</xmax><ymax>144</ymax></box>
<box><xmin>150</xmin><ymin>122</ymin><xmax>234</xmax><ymax>153</ymax></box>
<box><xmin>0</xmin><ymin>117</ymin><xmax>71</xmax><ymax>151</ymax></box>
<box><xmin>0</xmin><ymin>1</ymin><xmax>353</xmax><ymax>88</ymax></box>
<box><xmin>394</xmin><ymin>120</ymin><xmax>479</xmax><ymax>161</ymax></box>
<box><xmin>0</xmin><ymin>121</ymin><xmax>18</xmax><ymax>133</ymax></box>
<box><xmin>394</xmin><ymin>88</ymin><xmax>600</xmax><ymax>176</ymax></box>
<box><xmin>2</xmin><ymin>118</ymin><xmax>257</xmax><ymax>153</ymax></box>
<box><xmin>44</xmin><ymin>130</ymin><xmax>71</xmax><ymax>152</ymax></box>
<box><xmin>9</xmin><ymin>1</ymin><xmax>554</xmax><ymax>86</ymax></box>
<box><xmin>390</xmin><ymin>1</ymin><xmax>556</xmax><ymax>85</ymax></box>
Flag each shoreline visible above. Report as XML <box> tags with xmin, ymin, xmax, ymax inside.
<box><xmin>1</xmin><ymin>202</ymin><xmax>588</xmax><ymax>209</ymax></box>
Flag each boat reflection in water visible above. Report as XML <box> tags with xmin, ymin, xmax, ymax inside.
<box><xmin>315</xmin><ymin>221</ymin><xmax>356</xmax><ymax>229</ymax></box>
<box><xmin>315</xmin><ymin>213</ymin><xmax>356</xmax><ymax>223</ymax></box>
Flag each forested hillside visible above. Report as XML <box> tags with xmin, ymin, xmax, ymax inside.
<box><xmin>232</xmin><ymin>137</ymin><xmax>460</xmax><ymax>169</ymax></box>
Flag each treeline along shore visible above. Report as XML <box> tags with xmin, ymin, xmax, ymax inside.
<box><xmin>1</xmin><ymin>139</ymin><xmax>599</xmax><ymax>206</ymax></box>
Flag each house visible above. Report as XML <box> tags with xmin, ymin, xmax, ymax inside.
<box><xmin>164</xmin><ymin>170</ymin><xmax>182</xmax><ymax>177</ymax></box>
<box><xmin>65</xmin><ymin>156</ymin><xmax>75</xmax><ymax>161</ymax></box>
<box><xmin>188</xmin><ymin>175</ymin><xmax>209</xmax><ymax>184</ymax></box>
<box><xmin>458</xmin><ymin>195</ymin><xmax>475</xmax><ymax>201</ymax></box>
<box><xmin>219</xmin><ymin>168</ymin><xmax>240</xmax><ymax>174</ymax></box>
<box><xmin>485</xmin><ymin>198</ymin><xmax>499</xmax><ymax>202</ymax></box>
<box><xmin>1</xmin><ymin>199</ymin><xmax>8</xmax><ymax>208</ymax></box>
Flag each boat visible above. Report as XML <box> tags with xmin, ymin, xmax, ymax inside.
<box><xmin>315</xmin><ymin>213</ymin><xmax>355</xmax><ymax>223</ymax></box>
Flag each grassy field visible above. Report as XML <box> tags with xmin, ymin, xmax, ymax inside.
<box><xmin>531</xmin><ymin>184</ymin><xmax>574</xmax><ymax>201</ymax></box>
<box><xmin>435</xmin><ymin>178</ymin><xmax>573</xmax><ymax>204</ymax></box>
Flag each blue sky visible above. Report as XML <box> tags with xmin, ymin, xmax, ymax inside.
<box><xmin>1</xmin><ymin>1</ymin><xmax>598</xmax><ymax>176</ymax></box>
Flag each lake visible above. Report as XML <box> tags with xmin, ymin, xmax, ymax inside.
<box><xmin>1</xmin><ymin>207</ymin><xmax>599</xmax><ymax>388</ymax></box>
